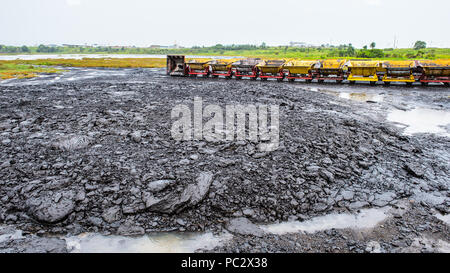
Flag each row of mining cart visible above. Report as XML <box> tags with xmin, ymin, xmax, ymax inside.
<box><xmin>166</xmin><ymin>55</ymin><xmax>450</xmax><ymax>86</ymax></box>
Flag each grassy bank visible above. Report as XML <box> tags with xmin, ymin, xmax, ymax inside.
<box><xmin>0</xmin><ymin>58</ymin><xmax>166</xmax><ymax>80</ymax></box>
<box><xmin>0</xmin><ymin>63</ymin><xmax>61</xmax><ymax>80</ymax></box>
<box><xmin>0</xmin><ymin>58</ymin><xmax>166</xmax><ymax>68</ymax></box>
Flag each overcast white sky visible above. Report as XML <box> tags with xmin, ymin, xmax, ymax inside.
<box><xmin>1</xmin><ymin>0</ymin><xmax>449</xmax><ymax>48</ymax></box>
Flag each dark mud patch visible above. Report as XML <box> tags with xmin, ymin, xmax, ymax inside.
<box><xmin>0</xmin><ymin>68</ymin><xmax>449</xmax><ymax>252</ymax></box>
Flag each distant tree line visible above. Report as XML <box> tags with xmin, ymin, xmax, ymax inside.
<box><xmin>0</xmin><ymin>45</ymin><xmax>30</xmax><ymax>53</ymax></box>
<box><xmin>0</xmin><ymin>41</ymin><xmax>441</xmax><ymax>60</ymax></box>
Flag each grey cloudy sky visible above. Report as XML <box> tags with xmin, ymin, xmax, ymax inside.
<box><xmin>1</xmin><ymin>0</ymin><xmax>449</xmax><ymax>48</ymax></box>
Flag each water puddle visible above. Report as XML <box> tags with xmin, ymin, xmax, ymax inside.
<box><xmin>338</xmin><ymin>92</ymin><xmax>384</xmax><ymax>103</ymax></box>
<box><xmin>261</xmin><ymin>207</ymin><xmax>390</xmax><ymax>235</ymax></box>
<box><xmin>308</xmin><ymin>88</ymin><xmax>384</xmax><ymax>103</ymax></box>
<box><xmin>65</xmin><ymin>232</ymin><xmax>232</xmax><ymax>253</ymax></box>
<box><xmin>387</xmin><ymin>108</ymin><xmax>450</xmax><ymax>136</ymax></box>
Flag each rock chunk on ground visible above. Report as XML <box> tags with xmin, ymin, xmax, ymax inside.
<box><xmin>404</xmin><ymin>163</ymin><xmax>425</xmax><ymax>178</ymax></box>
<box><xmin>26</xmin><ymin>192</ymin><xmax>75</xmax><ymax>224</ymax></box>
<box><xmin>372</xmin><ymin>192</ymin><xmax>397</xmax><ymax>207</ymax></box>
<box><xmin>147</xmin><ymin>180</ymin><xmax>175</xmax><ymax>193</ymax></box>
<box><xmin>225</xmin><ymin>217</ymin><xmax>265</xmax><ymax>237</ymax></box>
<box><xmin>145</xmin><ymin>171</ymin><xmax>214</xmax><ymax>214</ymax></box>
<box><xmin>117</xmin><ymin>223</ymin><xmax>145</xmax><ymax>236</ymax></box>
<box><xmin>102</xmin><ymin>206</ymin><xmax>122</xmax><ymax>223</ymax></box>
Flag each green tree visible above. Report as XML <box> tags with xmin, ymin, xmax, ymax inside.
<box><xmin>37</xmin><ymin>44</ymin><xmax>49</xmax><ymax>53</ymax></box>
<box><xmin>21</xmin><ymin>45</ymin><xmax>29</xmax><ymax>52</ymax></box>
<box><xmin>346</xmin><ymin>44</ymin><xmax>355</xmax><ymax>56</ymax></box>
<box><xmin>370</xmin><ymin>42</ymin><xmax>376</xmax><ymax>49</ymax></box>
<box><xmin>413</xmin><ymin>41</ymin><xmax>426</xmax><ymax>50</ymax></box>
<box><xmin>357</xmin><ymin>48</ymin><xmax>384</xmax><ymax>58</ymax></box>
<box><xmin>363</xmin><ymin>45</ymin><xmax>368</xmax><ymax>50</ymax></box>
<box><xmin>5</xmin><ymin>46</ymin><xmax>19</xmax><ymax>53</ymax></box>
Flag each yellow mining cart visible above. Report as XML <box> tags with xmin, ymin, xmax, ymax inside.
<box><xmin>257</xmin><ymin>59</ymin><xmax>286</xmax><ymax>81</ymax></box>
<box><xmin>416</xmin><ymin>59</ymin><xmax>450</xmax><ymax>86</ymax></box>
<box><xmin>284</xmin><ymin>60</ymin><xmax>320</xmax><ymax>82</ymax></box>
<box><xmin>186</xmin><ymin>59</ymin><xmax>211</xmax><ymax>77</ymax></box>
<box><xmin>347</xmin><ymin>60</ymin><xmax>382</xmax><ymax>85</ymax></box>
<box><xmin>381</xmin><ymin>60</ymin><xmax>415</xmax><ymax>85</ymax></box>
<box><xmin>208</xmin><ymin>59</ymin><xmax>237</xmax><ymax>79</ymax></box>
<box><xmin>315</xmin><ymin>59</ymin><xmax>347</xmax><ymax>83</ymax></box>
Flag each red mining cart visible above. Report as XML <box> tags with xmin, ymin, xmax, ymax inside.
<box><xmin>313</xmin><ymin>59</ymin><xmax>347</xmax><ymax>83</ymax></box>
<box><xmin>186</xmin><ymin>59</ymin><xmax>211</xmax><ymax>77</ymax></box>
<box><xmin>232</xmin><ymin>58</ymin><xmax>262</xmax><ymax>80</ymax></box>
<box><xmin>416</xmin><ymin>60</ymin><xmax>450</xmax><ymax>86</ymax></box>
<box><xmin>257</xmin><ymin>60</ymin><xmax>286</xmax><ymax>82</ymax></box>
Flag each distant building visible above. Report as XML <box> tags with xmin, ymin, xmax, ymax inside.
<box><xmin>109</xmin><ymin>46</ymin><xmax>136</xmax><ymax>49</ymax></box>
<box><xmin>62</xmin><ymin>44</ymin><xmax>82</xmax><ymax>48</ymax></box>
<box><xmin>289</xmin><ymin>42</ymin><xmax>306</xmax><ymax>47</ymax></box>
<box><xmin>149</xmin><ymin>44</ymin><xmax>183</xmax><ymax>49</ymax></box>
<box><xmin>168</xmin><ymin>43</ymin><xmax>182</xmax><ymax>49</ymax></box>
<box><xmin>289</xmin><ymin>41</ymin><xmax>316</xmax><ymax>48</ymax></box>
